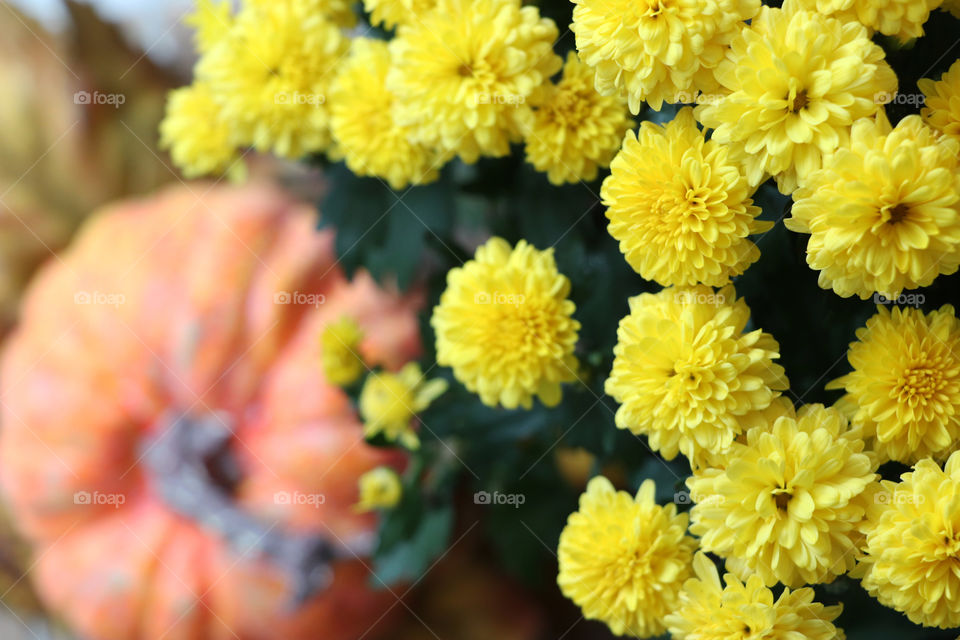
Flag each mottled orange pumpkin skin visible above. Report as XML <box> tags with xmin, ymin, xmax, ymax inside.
<box><xmin>0</xmin><ymin>184</ymin><xmax>420</xmax><ymax>640</ymax></box>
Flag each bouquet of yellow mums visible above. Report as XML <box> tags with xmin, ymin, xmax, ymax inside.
<box><xmin>160</xmin><ymin>0</ymin><xmax>960</xmax><ymax>637</ymax></box>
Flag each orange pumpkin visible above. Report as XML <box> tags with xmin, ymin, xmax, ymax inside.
<box><xmin>0</xmin><ymin>184</ymin><xmax>422</xmax><ymax>640</ymax></box>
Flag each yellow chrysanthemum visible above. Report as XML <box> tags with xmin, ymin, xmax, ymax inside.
<box><xmin>688</xmin><ymin>404</ymin><xmax>877</xmax><ymax>588</ymax></box>
<box><xmin>857</xmin><ymin>452</ymin><xmax>960</xmax><ymax>628</ymax></box>
<box><xmin>160</xmin><ymin>83</ymin><xmax>246</xmax><ymax>181</ymax></box>
<box><xmin>943</xmin><ymin>0</ymin><xmax>960</xmax><ymax>18</ymax></box>
<box><xmin>320</xmin><ymin>316</ymin><xmax>366</xmax><ymax>387</ymax></box>
<box><xmin>246</xmin><ymin>0</ymin><xmax>357</xmax><ymax>28</ymax></box>
<box><xmin>785</xmin><ymin>114</ymin><xmax>960</xmax><ymax>299</ymax></box>
<box><xmin>571</xmin><ymin>0</ymin><xmax>761</xmax><ymax>113</ymax></box>
<box><xmin>387</xmin><ymin>0</ymin><xmax>561</xmax><ymax>163</ymax></box>
<box><xmin>694</xmin><ymin>396</ymin><xmax>799</xmax><ymax>471</ymax></box>
<box><xmin>195</xmin><ymin>1</ymin><xmax>347</xmax><ymax>159</ymax></box>
<box><xmin>827</xmin><ymin>305</ymin><xmax>960</xmax><ymax>464</ymax></box>
<box><xmin>919</xmin><ymin>59</ymin><xmax>960</xmax><ymax>147</ymax></box>
<box><xmin>605</xmin><ymin>285</ymin><xmax>788</xmax><ymax>464</ymax></box>
<box><xmin>794</xmin><ymin>0</ymin><xmax>941</xmax><ymax>42</ymax></box>
<box><xmin>359</xmin><ymin>363</ymin><xmax>448</xmax><ymax>449</ymax></box>
<box><xmin>355</xmin><ymin>467</ymin><xmax>403</xmax><ymax>512</ymax></box>
<box><xmin>329</xmin><ymin>38</ymin><xmax>443</xmax><ymax>190</ymax></box>
<box><xmin>665</xmin><ymin>552</ymin><xmax>845</xmax><ymax>640</ymax></box>
<box><xmin>186</xmin><ymin>0</ymin><xmax>233</xmax><ymax>55</ymax></box>
<box><xmin>363</xmin><ymin>0</ymin><xmax>436</xmax><ymax>29</ymax></box>
<box><xmin>431</xmin><ymin>237</ymin><xmax>580</xmax><ymax>409</ymax></box>
<box><xmin>522</xmin><ymin>53</ymin><xmax>632</xmax><ymax>186</ymax></box>
<box><xmin>557</xmin><ymin>476</ymin><xmax>697</xmax><ymax>638</ymax></box>
<box><xmin>696</xmin><ymin>1</ymin><xmax>897</xmax><ymax>194</ymax></box>
<box><xmin>602</xmin><ymin>108</ymin><xmax>770</xmax><ymax>287</ymax></box>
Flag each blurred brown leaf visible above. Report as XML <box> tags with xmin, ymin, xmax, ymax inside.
<box><xmin>394</xmin><ymin>550</ymin><xmax>546</xmax><ymax>640</ymax></box>
<box><xmin>0</xmin><ymin>1</ymin><xmax>178</xmax><ymax>332</ymax></box>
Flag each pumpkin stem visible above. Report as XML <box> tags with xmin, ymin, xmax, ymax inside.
<box><xmin>142</xmin><ymin>412</ymin><xmax>338</xmax><ymax>606</ymax></box>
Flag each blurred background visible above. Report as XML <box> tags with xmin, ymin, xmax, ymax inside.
<box><xmin>1</xmin><ymin>1</ymin><xmax>181</xmax><ymax>635</ymax></box>
<box><xmin>9</xmin><ymin>3</ymin><xmax>957</xmax><ymax>639</ymax></box>
<box><xmin>0</xmin><ymin>2</ymin><xmax>572</xmax><ymax>638</ymax></box>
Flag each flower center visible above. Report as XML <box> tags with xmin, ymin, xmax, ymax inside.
<box><xmin>772</xmin><ymin>488</ymin><xmax>792</xmax><ymax>512</ymax></box>
<box><xmin>896</xmin><ymin>365</ymin><xmax>944</xmax><ymax>403</ymax></box>
<box><xmin>488</xmin><ymin>301</ymin><xmax>567</xmax><ymax>366</ymax></box>
<box><xmin>886</xmin><ymin>203</ymin><xmax>911</xmax><ymax>225</ymax></box>
<box><xmin>371</xmin><ymin>379</ymin><xmax>416</xmax><ymax>424</ymax></box>
<box><xmin>547</xmin><ymin>85</ymin><xmax>593</xmax><ymax>126</ymax></box>
<box><xmin>939</xmin><ymin>532</ymin><xmax>960</xmax><ymax>558</ymax></box>
<box><xmin>788</xmin><ymin>88</ymin><xmax>808</xmax><ymax>113</ymax></box>
<box><xmin>643</xmin><ymin>0</ymin><xmax>667</xmax><ymax>17</ymax></box>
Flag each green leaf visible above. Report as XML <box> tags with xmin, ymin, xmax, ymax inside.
<box><xmin>372</xmin><ymin>506</ymin><xmax>454</xmax><ymax>587</ymax></box>
<box><xmin>320</xmin><ymin>164</ymin><xmax>459</xmax><ymax>288</ymax></box>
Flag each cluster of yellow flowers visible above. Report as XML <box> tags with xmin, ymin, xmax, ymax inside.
<box><xmin>589</xmin><ymin>0</ymin><xmax>960</xmax><ymax>301</ymax></box>
<box><xmin>419</xmin><ymin>1</ymin><xmax>960</xmax><ymax>636</ymax></box>
<box><xmin>558</xmin><ymin>308</ymin><xmax>960</xmax><ymax>639</ymax></box>
<box><xmin>162</xmin><ymin>0</ymin><xmax>960</xmax><ymax>300</ymax></box>
<box><xmin>161</xmin><ymin>0</ymin><xmax>960</xmax><ymax>635</ymax></box>
<box><xmin>161</xmin><ymin>0</ymin><xmax>634</xmax><ymax>187</ymax></box>
<box><xmin>321</xmin><ymin>315</ymin><xmax>447</xmax><ymax>450</ymax></box>
<box><xmin>429</xmin><ymin>240</ymin><xmax>960</xmax><ymax>636</ymax></box>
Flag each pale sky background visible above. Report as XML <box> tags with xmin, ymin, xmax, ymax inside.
<box><xmin>8</xmin><ymin>0</ymin><xmax>197</xmax><ymax>63</ymax></box>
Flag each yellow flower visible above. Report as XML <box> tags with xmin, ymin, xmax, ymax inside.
<box><xmin>557</xmin><ymin>476</ymin><xmax>697</xmax><ymax>638</ymax></box>
<box><xmin>431</xmin><ymin>238</ymin><xmax>581</xmax><ymax>409</ymax></box>
<box><xmin>943</xmin><ymin>0</ymin><xmax>960</xmax><ymax>18</ymax></box>
<box><xmin>688</xmin><ymin>404</ymin><xmax>877</xmax><ymax>588</ymax></box>
<box><xmin>602</xmin><ymin>108</ymin><xmax>770</xmax><ymax>287</ymax></box>
<box><xmin>696</xmin><ymin>1</ymin><xmax>897</xmax><ymax>194</ymax></box>
<box><xmin>696</xmin><ymin>396</ymin><xmax>799</xmax><ymax>471</ymax></box>
<box><xmin>665</xmin><ymin>552</ymin><xmax>845</xmax><ymax>640</ymax></box>
<box><xmin>160</xmin><ymin>83</ymin><xmax>246</xmax><ymax>181</ymax></box>
<box><xmin>329</xmin><ymin>38</ymin><xmax>443</xmax><ymax>190</ymax></box>
<box><xmin>827</xmin><ymin>305</ymin><xmax>960</xmax><ymax>464</ymax></box>
<box><xmin>246</xmin><ymin>0</ymin><xmax>358</xmax><ymax>28</ymax></box>
<box><xmin>320</xmin><ymin>316</ymin><xmax>366</xmax><ymax>386</ymax></box>
<box><xmin>387</xmin><ymin>0</ymin><xmax>561</xmax><ymax>163</ymax></box>
<box><xmin>186</xmin><ymin>0</ymin><xmax>233</xmax><ymax>55</ymax></box>
<box><xmin>571</xmin><ymin>0</ymin><xmax>761</xmax><ymax>113</ymax></box>
<box><xmin>355</xmin><ymin>467</ymin><xmax>403</xmax><ymax>512</ymax></box>
<box><xmin>359</xmin><ymin>363</ymin><xmax>447</xmax><ymax>450</ymax></box>
<box><xmin>522</xmin><ymin>52</ymin><xmax>632</xmax><ymax>185</ymax></box>
<box><xmin>605</xmin><ymin>285</ymin><xmax>788</xmax><ymax>465</ymax></box>
<box><xmin>857</xmin><ymin>452</ymin><xmax>960</xmax><ymax>628</ymax></box>
<box><xmin>785</xmin><ymin>114</ymin><xmax>960</xmax><ymax>299</ymax></box>
<box><xmin>794</xmin><ymin>0</ymin><xmax>942</xmax><ymax>42</ymax></box>
<box><xmin>919</xmin><ymin>59</ymin><xmax>960</xmax><ymax>147</ymax></box>
<box><xmin>363</xmin><ymin>0</ymin><xmax>436</xmax><ymax>29</ymax></box>
<box><xmin>195</xmin><ymin>1</ymin><xmax>348</xmax><ymax>159</ymax></box>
